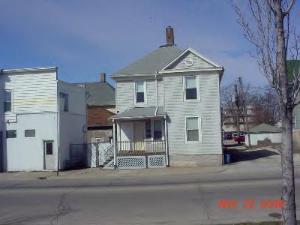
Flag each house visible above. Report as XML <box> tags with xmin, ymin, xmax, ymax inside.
<box><xmin>80</xmin><ymin>73</ymin><xmax>115</xmax><ymax>143</ymax></box>
<box><xmin>0</xmin><ymin>67</ymin><xmax>86</xmax><ymax>172</ymax></box>
<box><xmin>110</xmin><ymin>26</ymin><xmax>224</xmax><ymax>168</ymax></box>
<box><xmin>245</xmin><ymin>123</ymin><xmax>281</xmax><ymax>146</ymax></box>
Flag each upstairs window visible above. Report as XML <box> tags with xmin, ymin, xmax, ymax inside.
<box><xmin>4</xmin><ymin>90</ymin><xmax>12</xmax><ymax>112</ymax></box>
<box><xmin>186</xmin><ymin>117</ymin><xmax>200</xmax><ymax>142</ymax></box>
<box><xmin>184</xmin><ymin>76</ymin><xmax>198</xmax><ymax>100</ymax></box>
<box><xmin>59</xmin><ymin>92</ymin><xmax>69</xmax><ymax>112</ymax></box>
<box><xmin>135</xmin><ymin>81</ymin><xmax>145</xmax><ymax>103</ymax></box>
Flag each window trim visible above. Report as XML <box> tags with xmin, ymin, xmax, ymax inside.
<box><xmin>183</xmin><ymin>76</ymin><xmax>200</xmax><ymax>101</ymax></box>
<box><xmin>134</xmin><ymin>80</ymin><xmax>147</xmax><ymax>105</ymax></box>
<box><xmin>4</xmin><ymin>89</ymin><xmax>13</xmax><ymax>113</ymax></box>
<box><xmin>185</xmin><ymin>116</ymin><xmax>202</xmax><ymax>143</ymax></box>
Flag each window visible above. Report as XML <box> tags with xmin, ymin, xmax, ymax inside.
<box><xmin>135</xmin><ymin>81</ymin><xmax>145</xmax><ymax>103</ymax></box>
<box><xmin>6</xmin><ymin>130</ymin><xmax>16</xmax><ymax>138</ymax></box>
<box><xmin>46</xmin><ymin>142</ymin><xmax>53</xmax><ymax>155</ymax></box>
<box><xmin>145</xmin><ymin>120</ymin><xmax>152</xmax><ymax>138</ymax></box>
<box><xmin>59</xmin><ymin>92</ymin><xmax>69</xmax><ymax>112</ymax></box>
<box><xmin>25</xmin><ymin>129</ymin><xmax>35</xmax><ymax>137</ymax></box>
<box><xmin>186</xmin><ymin>117</ymin><xmax>200</xmax><ymax>142</ymax></box>
<box><xmin>184</xmin><ymin>76</ymin><xmax>198</xmax><ymax>100</ymax></box>
<box><xmin>4</xmin><ymin>90</ymin><xmax>12</xmax><ymax>112</ymax></box>
<box><xmin>154</xmin><ymin>120</ymin><xmax>162</xmax><ymax>140</ymax></box>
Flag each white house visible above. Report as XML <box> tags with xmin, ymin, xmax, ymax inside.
<box><xmin>0</xmin><ymin>67</ymin><xmax>86</xmax><ymax>172</ymax></box>
<box><xmin>110</xmin><ymin>27</ymin><xmax>224</xmax><ymax>168</ymax></box>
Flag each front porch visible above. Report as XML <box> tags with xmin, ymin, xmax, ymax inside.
<box><xmin>111</xmin><ymin>107</ymin><xmax>169</xmax><ymax>169</ymax></box>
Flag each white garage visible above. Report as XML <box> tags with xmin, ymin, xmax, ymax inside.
<box><xmin>245</xmin><ymin>123</ymin><xmax>282</xmax><ymax>146</ymax></box>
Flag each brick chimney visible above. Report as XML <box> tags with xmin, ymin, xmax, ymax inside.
<box><xmin>99</xmin><ymin>72</ymin><xmax>106</xmax><ymax>83</ymax></box>
<box><xmin>166</xmin><ymin>26</ymin><xmax>174</xmax><ymax>46</ymax></box>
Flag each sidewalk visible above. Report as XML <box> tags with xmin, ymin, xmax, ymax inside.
<box><xmin>0</xmin><ymin>147</ymin><xmax>299</xmax><ymax>190</ymax></box>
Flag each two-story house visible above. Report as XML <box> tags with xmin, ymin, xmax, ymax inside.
<box><xmin>0</xmin><ymin>67</ymin><xmax>86</xmax><ymax>172</ymax></box>
<box><xmin>110</xmin><ymin>27</ymin><xmax>224</xmax><ymax>169</ymax></box>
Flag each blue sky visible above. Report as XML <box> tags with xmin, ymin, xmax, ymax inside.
<box><xmin>0</xmin><ymin>0</ymin><xmax>299</xmax><ymax>86</ymax></box>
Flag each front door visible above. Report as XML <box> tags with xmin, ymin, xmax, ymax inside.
<box><xmin>133</xmin><ymin>121</ymin><xmax>145</xmax><ymax>151</ymax></box>
<box><xmin>44</xmin><ymin>141</ymin><xmax>55</xmax><ymax>170</ymax></box>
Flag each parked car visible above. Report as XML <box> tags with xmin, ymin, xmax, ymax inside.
<box><xmin>232</xmin><ymin>132</ymin><xmax>245</xmax><ymax>144</ymax></box>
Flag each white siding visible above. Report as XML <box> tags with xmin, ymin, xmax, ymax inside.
<box><xmin>245</xmin><ymin>133</ymin><xmax>282</xmax><ymax>146</ymax></box>
<box><xmin>0</xmin><ymin>71</ymin><xmax>57</xmax><ymax>123</ymax></box>
<box><xmin>164</xmin><ymin>72</ymin><xmax>222</xmax><ymax>155</ymax></box>
<box><xmin>116</xmin><ymin>78</ymin><xmax>163</xmax><ymax>112</ymax></box>
<box><xmin>5</xmin><ymin>113</ymin><xmax>58</xmax><ymax>171</ymax></box>
<box><xmin>58</xmin><ymin>81</ymin><xmax>86</xmax><ymax>169</ymax></box>
<box><xmin>167</xmin><ymin>52</ymin><xmax>214</xmax><ymax>71</ymax></box>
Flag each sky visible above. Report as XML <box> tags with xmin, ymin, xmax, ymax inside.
<box><xmin>0</xmin><ymin>0</ymin><xmax>299</xmax><ymax>86</ymax></box>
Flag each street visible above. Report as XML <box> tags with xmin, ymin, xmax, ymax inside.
<box><xmin>0</xmin><ymin>178</ymin><xmax>299</xmax><ymax>225</ymax></box>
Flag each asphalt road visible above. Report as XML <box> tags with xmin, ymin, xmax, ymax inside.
<box><xmin>0</xmin><ymin>179</ymin><xmax>299</xmax><ymax>225</ymax></box>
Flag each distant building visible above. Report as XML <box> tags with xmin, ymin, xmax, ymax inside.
<box><xmin>222</xmin><ymin>106</ymin><xmax>255</xmax><ymax>132</ymax></box>
<box><xmin>80</xmin><ymin>73</ymin><xmax>115</xmax><ymax>143</ymax></box>
<box><xmin>0</xmin><ymin>67</ymin><xmax>86</xmax><ymax>171</ymax></box>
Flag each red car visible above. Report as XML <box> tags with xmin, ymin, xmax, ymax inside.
<box><xmin>232</xmin><ymin>132</ymin><xmax>245</xmax><ymax>143</ymax></box>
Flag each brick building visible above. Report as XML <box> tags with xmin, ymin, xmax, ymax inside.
<box><xmin>82</xmin><ymin>73</ymin><xmax>115</xmax><ymax>142</ymax></box>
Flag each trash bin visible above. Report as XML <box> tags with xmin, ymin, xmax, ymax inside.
<box><xmin>224</xmin><ymin>153</ymin><xmax>231</xmax><ymax>164</ymax></box>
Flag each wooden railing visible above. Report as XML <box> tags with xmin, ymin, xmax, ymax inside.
<box><xmin>117</xmin><ymin>140</ymin><xmax>165</xmax><ymax>155</ymax></box>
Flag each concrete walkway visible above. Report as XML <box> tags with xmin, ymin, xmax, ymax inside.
<box><xmin>0</xmin><ymin>147</ymin><xmax>299</xmax><ymax>190</ymax></box>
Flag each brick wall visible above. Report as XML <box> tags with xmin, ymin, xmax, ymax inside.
<box><xmin>87</xmin><ymin>106</ymin><xmax>115</xmax><ymax>127</ymax></box>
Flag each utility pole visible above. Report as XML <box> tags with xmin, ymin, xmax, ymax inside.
<box><xmin>234</xmin><ymin>83</ymin><xmax>240</xmax><ymax>135</ymax></box>
<box><xmin>238</xmin><ymin>77</ymin><xmax>251</xmax><ymax>147</ymax></box>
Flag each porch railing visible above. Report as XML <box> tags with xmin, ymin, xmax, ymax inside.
<box><xmin>117</xmin><ymin>140</ymin><xmax>165</xmax><ymax>155</ymax></box>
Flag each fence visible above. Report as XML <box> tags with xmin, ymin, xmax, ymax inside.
<box><xmin>117</xmin><ymin>140</ymin><xmax>165</xmax><ymax>155</ymax></box>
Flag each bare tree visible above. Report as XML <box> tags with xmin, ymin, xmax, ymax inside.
<box><xmin>233</xmin><ymin>0</ymin><xmax>299</xmax><ymax>224</ymax></box>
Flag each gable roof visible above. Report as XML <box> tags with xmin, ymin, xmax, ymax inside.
<box><xmin>249</xmin><ymin>123</ymin><xmax>281</xmax><ymax>134</ymax></box>
<box><xmin>112</xmin><ymin>46</ymin><xmax>223</xmax><ymax>79</ymax></box>
<box><xmin>80</xmin><ymin>82</ymin><xmax>115</xmax><ymax>107</ymax></box>
<box><xmin>112</xmin><ymin>46</ymin><xmax>184</xmax><ymax>77</ymax></box>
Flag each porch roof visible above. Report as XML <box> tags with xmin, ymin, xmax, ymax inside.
<box><xmin>112</xmin><ymin>106</ymin><xmax>166</xmax><ymax>120</ymax></box>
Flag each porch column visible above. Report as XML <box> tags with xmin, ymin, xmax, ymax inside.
<box><xmin>164</xmin><ymin>116</ymin><xmax>169</xmax><ymax>166</ymax></box>
<box><xmin>113</xmin><ymin>119</ymin><xmax>117</xmax><ymax>169</ymax></box>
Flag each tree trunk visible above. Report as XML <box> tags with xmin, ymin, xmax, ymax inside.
<box><xmin>273</xmin><ymin>1</ymin><xmax>297</xmax><ymax>224</ymax></box>
<box><xmin>281</xmin><ymin>106</ymin><xmax>296</xmax><ymax>225</ymax></box>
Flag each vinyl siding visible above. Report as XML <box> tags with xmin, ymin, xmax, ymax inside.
<box><xmin>115</xmin><ymin>72</ymin><xmax>222</xmax><ymax>155</ymax></box>
<box><xmin>164</xmin><ymin>72</ymin><xmax>222</xmax><ymax>155</ymax></box>
<box><xmin>0</xmin><ymin>71</ymin><xmax>58</xmax><ymax>123</ymax></box>
<box><xmin>116</xmin><ymin>78</ymin><xmax>163</xmax><ymax>113</ymax></box>
<box><xmin>167</xmin><ymin>52</ymin><xmax>214</xmax><ymax>71</ymax></box>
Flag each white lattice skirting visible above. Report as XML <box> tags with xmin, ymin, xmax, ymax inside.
<box><xmin>115</xmin><ymin>155</ymin><xmax>166</xmax><ymax>169</ymax></box>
